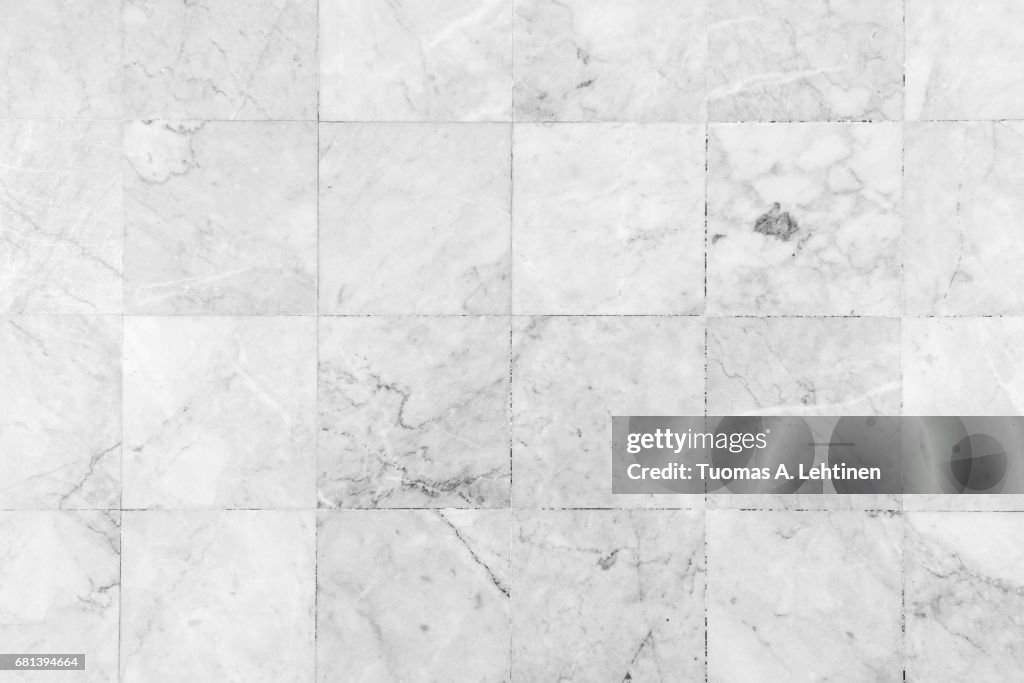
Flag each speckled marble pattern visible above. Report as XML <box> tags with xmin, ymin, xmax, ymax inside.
<box><xmin>2</xmin><ymin>1</ymin><xmax>1023</xmax><ymax>680</ymax></box>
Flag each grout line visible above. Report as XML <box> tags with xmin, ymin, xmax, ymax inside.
<box><xmin>508</xmin><ymin>6</ymin><xmax>516</xmax><ymax>673</ymax></box>
<box><xmin>6</xmin><ymin>505</ymin><xmax>1023</xmax><ymax>513</ymax></box>
<box><xmin>901</xmin><ymin>0</ymin><xmax>909</xmax><ymax>679</ymax></box>
<box><xmin>7</xmin><ymin>116</ymin><xmax>1024</xmax><ymax>124</ymax></box>
<box><xmin>12</xmin><ymin>312</ymin><xmax>1024</xmax><ymax>319</ymax></box>
<box><xmin>118</xmin><ymin>16</ymin><xmax>127</xmax><ymax>673</ymax></box>
<box><xmin>313</xmin><ymin>0</ymin><xmax>322</xmax><ymax>678</ymax></box>
<box><xmin>703</xmin><ymin>7</ymin><xmax>711</xmax><ymax>670</ymax></box>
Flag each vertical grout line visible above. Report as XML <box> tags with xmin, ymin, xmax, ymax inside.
<box><xmin>508</xmin><ymin>2</ymin><xmax>516</xmax><ymax>679</ymax></box>
<box><xmin>901</xmin><ymin>2</ymin><xmax>909</xmax><ymax>679</ymax></box>
<box><xmin>901</xmin><ymin>506</ymin><xmax>908</xmax><ymax>682</ymax></box>
<box><xmin>118</xmin><ymin>4</ymin><xmax>127</xmax><ymax>675</ymax></box>
<box><xmin>313</xmin><ymin>1</ymin><xmax>322</xmax><ymax>680</ymax></box>
<box><xmin>702</xmin><ymin>1</ymin><xmax>711</xmax><ymax>679</ymax></box>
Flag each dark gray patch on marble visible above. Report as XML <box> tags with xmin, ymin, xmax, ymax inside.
<box><xmin>754</xmin><ymin>203</ymin><xmax>799</xmax><ymax>241</ymax></box>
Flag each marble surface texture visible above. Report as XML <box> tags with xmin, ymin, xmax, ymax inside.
<box><xmin>123</xmin><ymin>316</ymin><xmax>317</xmax><ymax>509</ymax></box>
<box><xmin>123</xmin><ymin>0</ymin><xmax>318</xmax><ymax>120</ymax></box>
<box><xmin>2</xmin><ymin>0</ymin><xmax>1023</xmax><ymax>680</ymax></box>
<box><xmin>318</xmin><ymin>316</ymin><xmax>510</xmax><ymax>508</ymax></box>
<box><xmin>0</xmin><ymin>121</ymin><xmax>122</xmax><ymax>313</ymax></box>
<box><xmin>317</xmin><ymin>509</ymin><xmax>510</xmax><ymax>682</ymax></box>
<box><xmin>513</xmin><ymin>510</ymin><xmax>705</xmax><ymax>681</ymax></box>
<box><xmin>709</xmin><ymin>0</ymin><xmax>904</xmax><ymax>122</ymax></box>
<box><xmin>513</xmin><ymin>123</ymin><xmax>705</xmax><ymax>314</ymax></box>
<box><xmin>320</xmin><ymin>0</ymin><xmax>511</xmax><ymax>121</ymax></box>
<box><xmin>319</xmin><ymin>123</ymin><xmax>511</xmax><ymax>315</ymax></box>
<box><xmin>707</xmin><ymin>122</ymin><xmax>902</xmax><ymax>316</ymax></box>
<box><xmin>513</xmin><ymin>0</ymin><xmax>707</xmax><ymax>122</ymax></box>
<box><xmin>123</xmin><ymin>121</ymin><xmax>317</xmax><ymax>314</ymax></box>
<box><xmin>904</xmin><ymin>121</ymin><xmax>1024</xmax><ymax>315</ymax></box>
<box><xmin>707</xmin><ymin>510</ymin><xmax>903</xmax><ymax>682</ymax></box>
<box><xmin>512</xmin><ymin>316</ymin><xmax>704</xmax><ymax>509</ymax></box>
<box><xmin>906</xmin><ymin>0</ymin><xmax>1024</xmax><ymax>120</ymax></box>
<box><xmin>0</xmin><ymin>316</ymin><xmax>121</xmax><ymax>510</ymax></box>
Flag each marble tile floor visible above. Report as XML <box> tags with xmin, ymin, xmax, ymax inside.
<box><xmin>2</xmin><ymin>0</ymin><xmax>1024</xmax><ymax>681</ymax></box>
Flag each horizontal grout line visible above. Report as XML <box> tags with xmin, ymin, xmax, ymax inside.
<box><xmin>4</xmin><ymin>506</ymin><xmax>1021</xmax><ymax>513</ymax></box>
<box><xmin>4</xmin><ymin>313</ymin><xmax>1024</xmax><ymax>319</ymax></box>
<box><xmin>2</xmin><ymin>117</ymin><xmax>1023</xmax><ymax>125</ymax></box>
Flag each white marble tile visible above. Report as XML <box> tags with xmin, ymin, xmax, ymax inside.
<box><xmin>906</xmin><ymin>512</ymin><xmax>1024</xmax><ymax>681</ymax></box>
<box><xmin>124</xmin><ymin>121</ymin><xmax>317</xmax><ymax>314</ymax></box>
<box><xmin>318</xmin><ymin>316</ymin><xmax>510</xmax><ymax>508</ymax></box>
<box><xmin>513</xmin><ymin>0</ymin><xmax>706</xmax><ymax>122</ymax></box>
<box><xmin>512</xmin><ymin>510</ymin><xmax>705</xmax><ymax>681</ymax></box>
<box><xmin>120</xmin><ymin>511</ymin><xmax>315</xmax><ymax>682</ymax></box>
<box><xmin>708</xmin><ymin>0</ymin><xmax>903</xmax><ymax>122</ymax></box>
<box><xmin>512</xmin><ymin>316</ymin><xmax>704</xmax><ymax>509</ymax></box>
<box><xmin>123</xmin><ymin>0</ymin><xmax>317</xmax><ymax>120</ymax></box>
<box><xmin>320</xmin><ymin>0</ymin><xmax>511</xmax><ymax>121</ymax></box>
<box><xmin>513</xmin><ymin>123</ymin><xmax>705</xmax><ymax>315</ymax></box>
<box><xmin>0</xmin><ymin>316</ymin><xmax>120</xmax><ymax>510</ymax></box>
<box><xmin>317</xmin><ymin>510</ymin><xmax>510</xmax><ymax>682</ymax></box>
<box><xmin>123</xmin><ymin>317</ymin><xmax>316</xmax><ymax>510</ymax></box>
<box><xmin>707</xmin><ymin>510</ymin><xmax>902</xmax><ymax>682</ymax></box>
<box><xmin>707</xmin><ymin>318</ymin><xmax>901</xmax><ymax>510</ymax></box>
<box><xmin>905</xmin><ymin>122</ymin><xmax>1024</xmax><ymax>315</ymax></box>
<box><xmin>0</xmin><ymin>121</ymin><xmax>122</xmax><ymax>314</ymax></box>
<box><xmin>319</xmin><ymin>123</ymin><xmax>510</xmax><ymax>315</ymax></box>
<box><xmin>708</xmin><ymin>122</ymin><xmax>902</xmax><ymax>315</ymax></box>
<box><xmin>903</xmin><ymin>318</ymin><xmax>1024</xmax><ymax>416</ymax></box>
<box><xmin>0</xmin><ymin>511</ymin><xmax>119</xmax><ymax>682</ymax></box>
<box><xmin>708</xmin><ymin>317</ymin><xmax>901</xmax><ymax>416</ymax></box>
<box><xmin>0</xmin><ymin>1</ymin><xmax>121</xmax><ymax>118</ymax></box>
<box><xmin>906</xmin><ymin>0</ymin><xmax>1024</xmax><ymax>120</ymax></box>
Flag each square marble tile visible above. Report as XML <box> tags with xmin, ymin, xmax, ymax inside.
<box><xmin>707</xmin><ymin>122</ymin><xmax>901</xmax><ymax>316</ymax></box>
<box><xmin>708</xmin><ymin>0</ymin><xmax>903</xmax><ymax>122</ymax></box>
<box><xmin>0</xmin><ymin>316</ymin><xmax>120</xmax><ymax>510</ymax></box>
<box><xmin>0</xmin><ymin>121</ymin><xmax>122</xmax><ymax>314</ymax></box>
<box><xmin>123</xmin><ymin>317</ymin><xmax>316</xmax><ymax>509</ymax></box>
<box><xmin>513</xmin><ymin>0</ymin><xmax>706</xmax><ymax>122</ymax></box>
<box><xmin>512</xmin><ymin>316</ymin><xmax>704</xmax><ymax>509</ymax></box>
<box><xmin>905</xmin><ymin>122</ymin><xmax>1024</xmax><ymax>315</ymax></box>
<box><xmin>707</xmin><ymin>318</ymin><xmax>901</xmax><ymax>510</ymax></box>
<box><xmin>903</xmin><ymin>318</ymin><xmax>1024</xmax><ymax>415</ymax></box>
<box><xmin>123</xmin><ymin>0</ymin><xmax>317</xmax><ymax>120</ymax></box>
<box><xmin>707</xmin><ymin>510</ymin><xmax>902</xmax><ymax>682</ymax></box>
<box><xmin>707</xmin><ymin>317</ymin><xmax>901</xmax><ymax>416</ymax></box>
<box><xmin>906</xmin><ymin>512</ymin><xmax>1024</xmax><ymax>681</ymax></box>
<box><xmin>120</xmin><ymin>511</ymin><xmax>315</xmax><ymax>682</ymax></box>
<box><xmin>319</xmin><ymin>123</ymin><xmax>510</xmax><ymax>315</ymax></box>
<box><xmin>512</xmin><ymin>510</ymin><xmax>705</xmax><ymax>681</ymax></box>
<box><xmin>124</xmin><ymin>121</ymin><xmax>317</xmax><ymax>314</ymax></box>
<box><xmin>0</xmin><ymin>511</ymin><xmax>120</xmax><ymax>682</ymax></box>
<box><xmin>701</xmin><ymin>414</ymin><xmax>900</xmax><ymax>514</ymax></box>
<box><xmin>513</xmin><ymin>123</ymin><xmax>705</xmax><ymax>315</ymax></box>
<box><xmin>320</xmin><ymin>0</ymin><xmax>511</xmax><ymax>121</ymax></box>
<box><xmin>318</xmin><ymin>316</ymin><xmax>510</xmax><ymax>508</ymax></box>
<box><xmin>906</xmin><ymin>0</ymin><xmax>1024</xmax><ymax>120</ymax></box>
<box><xmin>0</xmin><ymin>1</ymin><xmax>121</xmax><ymax>118</ymax></box>
<box><xmin>317</xmin><ymin>510</ymin><xmax>510</xmax><ymax>682</ymax></box>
